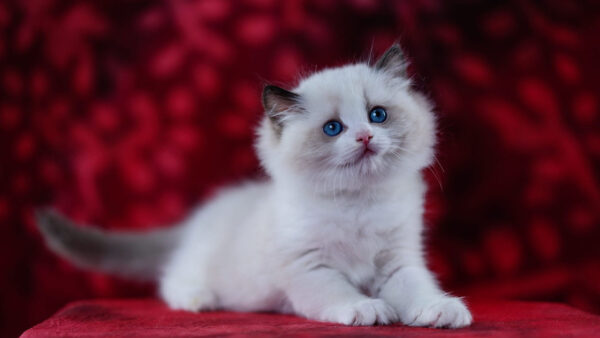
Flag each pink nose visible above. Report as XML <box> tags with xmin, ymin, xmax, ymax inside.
<box><xmin>356</xmin><ymin>132</ymin><xmax>373</xmax><ymax>145</ymax></box>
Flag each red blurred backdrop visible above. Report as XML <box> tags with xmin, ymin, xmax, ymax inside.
<box><xmin>1</xmin><ymin>0</ymin><xmax>599</xmax><ymax>336</ymax></box>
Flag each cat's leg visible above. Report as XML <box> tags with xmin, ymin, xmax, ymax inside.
<box><xmin>378</xmin><ymin>265</ymin><xmax>472</xmax><ymax>328</ymax></box>
<box><xmin>159</xmin><ymin>272</ymin><xmax>217</xmax><ymax>312</ymax></box>
<box><xmin>158</xmin><ymin>246</ymin><xmax>218</xmax><ymax>312</ymax></box>
<box><xmin>285</xmin><ymin>267</ymin><xmax>397</xmax><ymax>325</ymax></box>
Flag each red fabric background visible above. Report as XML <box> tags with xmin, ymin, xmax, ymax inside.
<box><xmin>1</xmin><ymin>0</ymin><xmax>599</xmax><ymax>336</ymax></box>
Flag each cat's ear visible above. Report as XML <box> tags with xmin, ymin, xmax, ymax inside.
<box><xmin>262</xmin><ymin>85</ymin><xmax>301</xmax><ymax>128</ymax></box>
<box><xmin>373</xmin><ymin>44</ymin><xmax>407</xmax><ymax>77</ymax></box>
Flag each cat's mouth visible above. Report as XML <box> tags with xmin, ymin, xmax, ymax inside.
<box><xmin>358</xmin><ymin>147</ymin><xmax>376</xmax><ymax>159</ymax></box>
<box><xmin>342</xmin><ymin>147</ymin><xmax>378</xmax><ymax>167</ymax></box>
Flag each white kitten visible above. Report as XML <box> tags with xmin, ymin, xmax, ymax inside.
<box><xmin>37</xmin><ymin>44</ymin><xmax>472</xmax><ymax>328</ymax></box>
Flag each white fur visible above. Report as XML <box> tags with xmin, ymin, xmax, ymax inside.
<box><xmin>159</xmin><ymin>60</ymin><xmax>472</xmax><ymax>327</ymax></box>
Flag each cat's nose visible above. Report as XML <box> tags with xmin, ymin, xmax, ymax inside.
<box><xmin>356</xmin><ymin>132</ymin><xmax>373</xmax><ymax>145</ymax></box>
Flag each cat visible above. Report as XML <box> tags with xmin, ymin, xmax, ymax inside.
<box><xmin>37</xmin><ymin>44</ymin><xmax>473</xmax><ymax>328</ymax></box>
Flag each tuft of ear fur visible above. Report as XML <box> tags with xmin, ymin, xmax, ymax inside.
<box><xmin>262</xmin><ymin>85</ymin><xmax>301</xmax><ymax>130</ymax></box>
<box><xmin>374</xmin><ymin>44</ymin><xmax>407</xmax><ymax>77</ymax></box>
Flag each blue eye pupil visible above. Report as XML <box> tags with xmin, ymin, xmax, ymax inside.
<box><xmin>323</xmin><ymin>121</ymin><xmax>342</xmax><ymax>136</ymax></box>
<box><xmin>369</xmin><ymin>107</ymin><xmax>387</xmax><ymax>123</ymax></box>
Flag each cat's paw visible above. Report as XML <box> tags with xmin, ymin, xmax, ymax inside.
<box><xmin>321</xmin><ymin>299</ymin><xmax>398</xmax><ymax>326</ymax></box>
<box><xmin>159</xmin><ymin>278</ymin><xmax>217</xmax><ymax>312</ymax></box>
<box><xmin>399</xmin><ymin>296</ymin><xmax>472</xmax><ymax>328</ymax></box>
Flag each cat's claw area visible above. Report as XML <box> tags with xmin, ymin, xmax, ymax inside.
<box><xmin>160</xmin><ymin>281</ymin><xmax>217</xmax><ymax>312</ymax></box>
<box><xmin>401</xmin><ymin>296</ymin><xmax>472</xmax><ymax>328</ymax></box>
<box><xmin>321</xmin><ymin>299</ymin><xmax>398</xmax><ymax>326</ymax></box>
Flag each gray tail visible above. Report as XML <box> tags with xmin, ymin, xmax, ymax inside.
<box><xmin>35</xmin><ymin>209</ymin><xmax>182</xmax><ymax>281</ymax></box>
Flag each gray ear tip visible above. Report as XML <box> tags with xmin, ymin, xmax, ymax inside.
<box><xmin>262</xmin><ymin>85</ymin><xmax>300</xmax><ymax>104</ymax></box>
<box><xmin>261</xmin><ymin>85</ymin><xmax>279</xmax><ymax>101</ymax></box>
<box><xmin>385</xmin><ymin>43</ymin><xmax>404</xmax><ymax>56</ymax></box>
<box><xmin>262</xmin><ymin>84</ymin><xmax>273</xmax><ymax>93</ymax></box>
<box><xmin>262</xmin><ymin>85</ymin><xmax>290</xmax><ymax>97</ymax></box>
<box><xmin>374</xmin><ymin>43</ymin><xmax>408</xmax><ymax>75</ymax></box>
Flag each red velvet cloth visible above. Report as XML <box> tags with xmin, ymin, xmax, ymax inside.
<box><xmin>22</xmin><ymin>299</ymin><xmax>600</xmax><ymax>337</ymax></box>
<box><xmin>2</xmin><ymin>1</ymin><xmax>600</xmax><ymax>337</ymax></box>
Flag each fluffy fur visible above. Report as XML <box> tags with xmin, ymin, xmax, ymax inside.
<box><xmin>37</xmin><ymin>45</ymin><xmax>472</xmax><ymax>328</ymax></box>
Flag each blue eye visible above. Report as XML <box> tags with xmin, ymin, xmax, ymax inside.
<box><xmin>369</xmin><ymin>107</ymin><xmax>387</xmax><ymax>123</ymax></box>
<box><xmin>323</xmin><ymin>120</ymin><xmax>343</xmax><ymax>136</ymax></box>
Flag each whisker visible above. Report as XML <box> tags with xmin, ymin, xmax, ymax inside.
<box><xmin>427</xmin><ymin>166</ymin><xmax>444</xmax><ymax>192</ymax></box>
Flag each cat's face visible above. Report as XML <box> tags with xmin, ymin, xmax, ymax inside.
<box><xmin>257</xmin><ymin>45</ymin><xmax>436</xmax><ymax>192</ymax></box>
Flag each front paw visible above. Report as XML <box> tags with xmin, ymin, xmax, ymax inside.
<box><xmin>159</xmin><ymin>278</ymin><xmax>217</xmax><ymax>312</ymax></box>
<box><xmin>400</xmin><ymin>296</ymin><xmax>472</xmax><ymax>328</ymax></box>
<box><xmin>320</xmin><ymin>298</ymin><xmax>398</xmax><ymax>326</ymax></box>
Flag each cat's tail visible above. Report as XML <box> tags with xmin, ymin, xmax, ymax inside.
<box><xmin>35</xmin><ymin>209</ymin><xmax>182</xmax><ymax>281</ymax></box>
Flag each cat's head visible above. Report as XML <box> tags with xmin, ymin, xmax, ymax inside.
<box><xmin>256</xmin><ymin>44</ymin><xmax>436</xmax><ymax>193</ymax></box>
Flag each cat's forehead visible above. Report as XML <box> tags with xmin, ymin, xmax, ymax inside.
<box><xmin>294</xmin><ymin>64</ymin><xmax>399</xmax><ymax>117</ymax></box>
<box><xmin>296</xmin><ymin>64</ymin><xmax>374</xmax><ymax>100</ymax></box>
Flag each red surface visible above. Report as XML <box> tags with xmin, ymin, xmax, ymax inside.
<box><xmin>21</xmin><ymin>299</ymin><xmax>600</xmax><ymax>337</ymax></box>
<box><xmin>1</xmin><ymin>1</ymin><xmax>600</xmax><ymax>337</ymax></box>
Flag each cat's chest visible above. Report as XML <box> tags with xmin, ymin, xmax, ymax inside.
<box><xmin>319</xmin><ymin>226</ymin><xmax>383</xmax><ymax>261</ymax></box>
<box><xmin>307</xmin><ymin>208</ymin><xmax>398</xmax><ymax>281</ymax></box>
<box><xmin>278</xmin><ymin>194</ymin><xmax>414</xmax><ymax>283</ymax></box>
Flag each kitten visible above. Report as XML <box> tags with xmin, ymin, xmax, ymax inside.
<box><xmin>37</xmin><ymin>44</ymin><xmax>472</xmax><ymax>328</ymax></box>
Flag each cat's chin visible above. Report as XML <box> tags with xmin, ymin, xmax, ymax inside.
<box><xmin>333</xmin><ymin>160</ymin><xmax>393</xmax><ymax>190</ymax></box>
<box><xmin>348</xmin><ymin>148</ymin><xmax>377</xmax><ymax>166</ymax></box>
